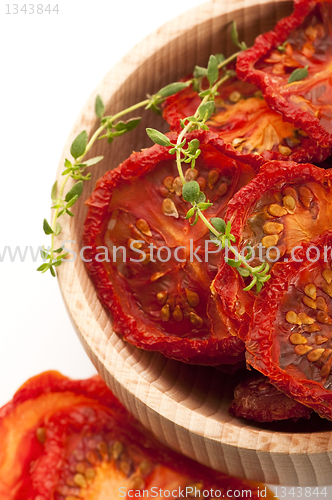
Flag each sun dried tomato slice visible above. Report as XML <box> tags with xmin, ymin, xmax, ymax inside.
<box><xmin>246</xmin><ymin>232</ymin><xmax>332</xmax><ymax>421</ymax></box>
<box><xmin>229</xmin><ymin>373</ymin><xmax>313</xmax><ymax>422</ymax></box>
<box><xmin>212</xmin><ymin>160</ymin><xmax>332</xmax><ymax>340</ymax></box>
<box><xmin>0</xmin><ymin>371</ymin><xmax>275</xmax><ymax>499</ymax></box>
<box><xmin>83</xmin><ymin>130</ymin><xmax>257</xmax><ymax>365</ymax></box>
<box><xmin>163</xmin><ymin>73</ymin><xmax>330</xmax><ymax>165</ymax></box>
<box><xmin>237</xmin><ymin>0</ymin><xmax>332</xmax><ymax>147</ymax></box>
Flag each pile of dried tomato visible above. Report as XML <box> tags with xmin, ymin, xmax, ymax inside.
<box><xmin>0</xmin><ymin>371</ymin><xmax>275</xmax><ymax>499</ymax></box>
<box><xmin>83</xmin><ymin>0</ymin><xmax>332</xmax><ymax>423</ymax></box>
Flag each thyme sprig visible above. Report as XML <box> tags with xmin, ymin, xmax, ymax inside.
<box><xmin>146</xmin><ymin>23</ymin><xmax>271</xmax><ymax>292</ymax></box>
<box><xmin>39</xmin><ymin>82</ymin><xmax>190</xmax><ymax>276</ymax></box>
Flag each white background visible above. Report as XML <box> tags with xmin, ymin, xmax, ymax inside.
<box><xmin>1</xmin><ymin>0</ymin><xmax>331</xmax><ymax>497</ymax></box>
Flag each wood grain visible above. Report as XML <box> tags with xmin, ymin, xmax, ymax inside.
<box><xmin>56</xmin><ymin>0</ymin><xmax>332</xmax><ymax>486</ymax></box>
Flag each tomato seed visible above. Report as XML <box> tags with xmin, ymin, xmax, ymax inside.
<box><xmin>36</xmin><ymin>427</ymin><xmax>46</xmax><ymax>444</ymax></box>
<box><xmin>267</xmin><ymin>204</ymin><xmax>287</xmax><ymax>217</ymax></box>
<box><xmin>295</xmin><ymin>345</ymin><xmax>312</xmax><ymax>355</ymax></box>
<box><xmin>172</xmin><ymin>305</ymin><xmax>183</xmax><ymax>322</ymax></box>
<box><xmin>289</xmin><ymin>333</ymin><xmax>307</xmax><ymax>345</ymax></box>
<box><xmin>161</xmin><ymin>304</ymin><xmax>170</xmax><ymax>322</ymax></box>
<box><xmin>302</xmin><ymin>296</ymin><xmax>317</xmax><ymax>309</ymax></box>
<box><xmin>129</xmin><ymin>475</ymin><xmax>145</xmax><ymax>490</ymax></box>
<box><xmin>111</xmin><ymin>440</ymin><xmax>123</xmax><ymax>460</ymax></box>
<box><xmin>184</xmin><ymin>168</ymin><xmax>198</xmax><ymax>182</ymax></box>
<box><xmin>278</xmin><ymin>145</ymin><xmax>292</xmax><ymax>156</ymax></box>
<box><xmin>315</xmin><ymin>335</ymin><xmax>329</xmax><ymax>345</ymax></box>
<box><xmin>162</xmin><ymin>198</ymin><xmax>179</xmax><ymax>218</ymax></box>
<box><xmin>298</xmin><ymin>186</ymin><xmax>313</xmax><ymax>208</ymax></box>
<box><xmin>304</xmin><ymin>284</ymin><xmax>317</xmax><ymax>300</ymax></box>
<box><xmin>298</xmin><ymin>312</ymin><xmax>315</xmax><ymax>325</ymax></box>
<box><xmin>286</xmin><ymin>311</ymin><xmax>301</xmax><ymax>325</ymax></box>
<box><xmin>163</xmin><ymin>176</ymin><xmax>174</xmax><ymax>191</ymax></box>
<box><xmin>185</xmin><ymin>289</ymin><xmax>200</xmax><ymax>308</ymax></box>
<box><xmin>317</xmin><ymin>311</ymin><xmax>332</xmax><ymax>324</ymax></box>
<box><xmin>208</xmin><ymin>170</ymin><xmax>219</xmax><ymax>189</ymax></box>
<box><xmin>136</xmin><ymin>219</ymin><xmax>152</xmax><ymax>237</ymax></box>
<box><xmin>307</xmin><ymin>349</ymin><xmax>325</xmax><ymax>362</ymax></box>
<box><xmin>283</xmin><ymin>195</ymin><xmax>296</xmax><ymax>212</ymax></box>
<box><xmin>172</xmin><ymin>176</ymin><xmax>183</xmax><ymax>196</ymax></box>
<box><xmin>74</xmin><ymin>473</ymin><xmax>87</xmax><ymax>488</ymax></box>
<box><xmin>316</xmin><ymin>296</ymin><xmax>328</xmax><ymax>312</ymax></box>
<box><xmin>322</xmin><ymin>269</ymin><xmax>332</xmax><ymax>285</ymax></box>
<box><xmin>262</xmin><ymin>235</ymin><xmax>279</xmax><ymax>248</ymax></box>
<box><xmin>263</xmin><ymin>222</ymin><xmax>284</xmax><ymax>234</ymax></box>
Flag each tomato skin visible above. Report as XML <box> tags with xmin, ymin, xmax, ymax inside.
<box><xmin>0</xmin><ymin>371</ymin><xmax>275</xmax><ymax>500</ymax></box>
<box><xmin>229</xmin><ymin>373</ymin><xmax>313</xmax><ymax>422</ymax></box>
<box><xmin>236</xmin><ymin>0</ymin><xmax>332</xmax><ymax>148</ymax></box>
<box><xmin>163</xmin><ymin>77</ymin><xmax>330</xmax><ymax>165</ymax></box>
<box><xmin>83</xmin><ymin>130</ymin><xmax>257</xmax><ymax>365</ymax></box>
<box><xmin>212</xmin><ymin>160</ymin><xmax>332</xmax><ymax>341</ymax></box>
<box><xmin>246</xmin><ymin>232</ymin><xmax>332</xmax><ymax>421</ymax></box>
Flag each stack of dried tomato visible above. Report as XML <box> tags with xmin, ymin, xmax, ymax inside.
<box><xmin>83</xmin><ymin>0</ymin><xmax>332</xmax><ymax>423</ymax></box>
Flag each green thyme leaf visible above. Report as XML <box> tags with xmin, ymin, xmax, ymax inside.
<box><xmin>198</xmin><ymin>90</ymin><xmax>211</xmax><ymax>98</ymax></box>
<box><xmin>288</xmin><ymin>66</ymin><xmax>309</xmax><ymax>84</ymax></box>
<box><xmin>64</xmin><ymin>158</ymin><xmax>72</xmax><ymax>169</ymax></box>
<box><xmin>197</xmin><ymin>101</ymin><xmax>215</xmax><ymax>121</ymax></box>
<box><xmin>196</xmin><ymin>192</ymin><xmax>206</xmax><ymax>203</ymax></box>
<box><xmin>62</xmin><ymin>168</ymin><xmax>72</xmax><ymax>176</ymax></box>
<box><xmin>231</xmin><ymin>21</ymin><xmax>240</xmax><ymax>48</ymax></box>
<box><xmin>207</xmin><ymin>55</ymin><xmax>219</xmax><ymax>86</ymax></box>
<box><xmin>188</xmin><ymin>139</ymin><xmax>200</xmax><ymax>154</ymax></box>
<box><xmin>210</xmin><ymin>217</ymin><xmax>226</xmax><ymax>234</ymax></box>
<box><xmin>51</xmin><ymin>181</ymin><xmax>57</xmax><ymax>202</ymax></box>
<box><xmin>237</xmin><ymin>267</ymin><xmax>250</xmax><ymax>277</ymax></box>
<box><xmin>185</xmin><ymin>207</ymin><xmax>195</xmax><ymax>219</ymax></box>
<box><xmin>55</xmin><ymin>222</ymin><xmax>61</xmax><ymax>236</ymax></box>
<box><xmin>115</xmin><ymin>117</ymin><xmax>142</xmax><ymax>133</ymax></box>
<box><xmin>277</xmin><ymin>41</ymin><xmax>288</xmax><ymax>53</ymax></box>
<box><xmin>83</xmin><ymin>156</ymin><xmax>104</xmax><ymax>167</ymax></box>
<box><xmin>193</xmin><ymin>66</ymin><xmax>207</xmax><ymax>79</ymax></box>
<box><xmin>37</xmin><ymin>263</ymin><xmax>50</xmax><ymax>272</ymax></box>
<box><xmin>215</xmin><ymin>53</ymin><xmax>225</xmax><ymax>65</ymax></box>
<box><xmin>243</xmin><ymin>276</ymin><xmax>257</xmax><ymax>292</ymax></box>
<box><xmin>70</xmin><ymin>131</ymin><xmax>88</xmax><ymax>160</ymax></box>
<box><xmin>146</xmin><ymin>128</ymin><xmax>172</xmax><ymax>147</ymax></box>
<box><xmin>40</xmin><ymin>248</ymin><xmax>49</xmax><ymax>260</ymax></box>
<box><xmin>66</xmin><ymin>195</ymin><xmax>78</xmax><ymax>209</ymax></box>
<box><xmin>157</xmin><ymin>82</ymin><xmax>189</xmax><ymax>98</ymax></box>
<box><xmin>191</xmin><ymin>212</ymin><xmax>199</xmax><ymax>226</ymax></box>
<box><xmin>230</xmin><ymin>21</ymin><xmax>247</xmax><ymax>50</ymax></box>
<box><xmin>43</xmin><ymin>219</ymin><xmax>54</xmax><ymax>235</ymax></box>
<box><xmin>182</xmin><ymin>181</ymin><xmax>200</xmax><ymax>203</ymax></box>
<box><xmin>256</xmin><ymin>282</ymin><xmax>263</xmax><ymax>293</ymax></box>
<box><xmin>65</xmin><ymin>181</ymin><xmax>83</xmax><ymax>202</ymax></box>
<box><xmin>197</xmin><ymin>202</ymin><xmax>213</xmax><ymax>210</ymax></box>
<box><xmin>226</xmin><ymin>258</ymin><xmax>241</xmax><ymax>268</ymax></box>
<box><xmin>95</xmin><ymin>95</ymin><xmax>105</xmax><ymax>119</ymax></box>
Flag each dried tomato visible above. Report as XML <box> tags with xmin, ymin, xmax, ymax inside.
<box><xmin>83</xmin><ymin>130</ymin><xmax>257</xmax><ymax>365</ymax></box>
<box><xmin>212</xmin><ymin>160</ymin><xmax>332</xmax><ymax>340</ymax></box>
<box><xmin>237</xmin><ymin>0</ymin><xmax>332</xmax><ymax>147</ymax></box>
<box><xmin>246</xmin><ymin>231</ymin><xmax>332</xmax><ymax>421</ymax></box>
<box><xmin>163</xmin><ymin>73</ymin><xmax>330</xmax><ymax>165</ymax></box>
<box><xmin>229</xmin><ymin>373</ymin><xmax>313</xmax><ymax>422</ymax></box>
<box><xmin>0</xmin><ymin>371</ymin><xmax>275</xmax><ymax>499</ymax></box>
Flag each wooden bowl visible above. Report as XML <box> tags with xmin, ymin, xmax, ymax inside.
<box><xmin>56</xmin><ymin>0</ymin><xmax>332</xmax><ymax>486</ymax></box>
